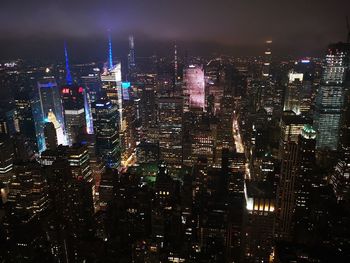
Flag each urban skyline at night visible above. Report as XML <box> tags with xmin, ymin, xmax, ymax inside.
<box><xmin>1</xmin><ymin>1</ymin><xmax>350</xmax><ymax>262</ymax></box>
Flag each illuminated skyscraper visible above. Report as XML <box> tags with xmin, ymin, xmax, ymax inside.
<box><xmin>62</xmin><ymin>43</ymin><xmax>93</xmax><ymax>138</ymax></box>
<box><xmin>284</xmin><ymin>72</ymin><xmax>304</xmax><ymax>115</ymax></box>
<box><xmin>243</xmin><ymin>181</ymin><xmax>275</xmax><ymax>262</ymax></box>
<box><xmin>14</xmin><ymin>90</ymin><xmax>37</xmax><ymax>145</ymax></box>
<box><xmin>81</xmin><ymin>73</ymin><xmax>102</xmax><ymax>103</ymax></box>
<box><xmin>158</xmin><ymin>97</ymin><xmax>183</xmax><ymax>167</ymax></box>
<box><xmin>120</xmin><ymin>98</ymin><xmax>137</xmax><ymax>166</ymax></box>
<box><xmin>295</xmin><ymin>125</ymin><xmax>316</xmax><ymax>215</ymax></box>
<box><xmin>262</xmin><ymin>40</ymin><xmax>272</xmax><ymax>78</ymax></box>
<box><xmin>66</xmin><ymin>144</ymin><xmax>92</xmax><ymax>182</ymax></box>
<box><xmin>30</xmin><ymin>93</ymin><xmax>46</xmax><ymax>152</ymax></box>
<box><xmin>37</xmin><ymin>77</ymin><xmax>65</xmax><ymax>131</ymax></box>
<box><xmin>92</xmin><ymin>98</ymin><xmax>120</xmax><ymax>168</ymax></box>
<box><xmin>276</xmin><ymin>114</ymin><xmax>310</xmax><ymax>240</ymax></box>
<box><xmin>183</xmin><ymin>65</ymin><xmax>205</xmax><ymax>111</ymax></box>
<box><xmin>7</xmin><ymin>161</ymin><xmax>49</xmax><ymax>222</ymax></box>
<box><xmin>0</xmin><ymin>134</ymin><xmax>14</xmax><ymax>185</ymax></box>
<box><xmin>101</xmin><ymin>63</ymin><xmax>123</xmax><ymax>129</ymax></box>
<box><xmin>61</xmin><ymin>86</ymin><xmax>86</xmax><ymax>145</ymax></box>
<box><xmin>47</xmin><ymin>110</ymin><xmax>65</xmax><ymax>146</ymax></box>
<box><xmin>128</xmin><ymin>35</ymin><xmax>136</xmax><ymax>71</ymax></box>
<box><xmin>314</xmin><ymin>43</ymin><xmax>350</xmax><ymax>150</ymax></box>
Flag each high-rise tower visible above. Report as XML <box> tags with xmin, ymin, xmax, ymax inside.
<box><xmin>262</xmin><ymin>40</ymin><xmax>272</xmax><ymax>78</ymax></box>
<box><xmin>284</xmin><ymin>72</ymin><xmax>304</xmax><ymax>115</ymax></box>
<box><xmin>314</xmin><ymin>43</ymin><xmax>350</xmax><ymax>150</ymax></box>
<box><xmin>92</xmin><ymin>98</ymin><xmax>120</xmax><ymax>168</ymax></box>
<box><xmin>61</xmin><ymin>86</ymin><xmax>86</xmax><ymax>145</ymax></box>
<box><xmin>183</xmin><ymin>65</ymin><xmax>205</xmax><ymax>111</ymax></box>
<box><xmin>37</xmin><ymin>77</ymin><xmax>66</xmax><ymax>146</ymax></box>
<box><xmin>128</xmin><ymin>35</ymin><xmax>136</xmax><ymax>71</ymax></box>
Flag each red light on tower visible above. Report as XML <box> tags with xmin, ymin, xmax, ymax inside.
<box><xmin>78</xmin><ymin>87</ymin><xmax>84</xmax><ymax>93</ymax></box>
<box><xmin>62</xmin><ymin>88</ymin><xmax>70</xmax><ymax>94</ymax></box>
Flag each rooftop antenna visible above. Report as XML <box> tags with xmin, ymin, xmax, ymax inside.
<box><xmin>346</xmin><ymin>16</ymin><xmax>350</xmax><ymax>43</ymax></box>
<box><xmin>108</xmin><ymin>29</ymin><xmax>113</xmax><ymax>70</ymax></box>
<box><xmin>64</xmin><ymin>42</ymin><xmax>73</xmax><ymax>85</ymax></box>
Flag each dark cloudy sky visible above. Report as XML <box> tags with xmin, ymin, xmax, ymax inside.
<box><xmin>1</xmin><ymin>0</ymin><xmax>349</xmax><ymax>60</ymax></box>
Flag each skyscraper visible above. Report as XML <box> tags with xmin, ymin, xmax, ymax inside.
<box><xmin>61</xmin><ymin>86</ymin><xmax>86</xmax><ymax>145</ymax></box>
<box><xmin>101</xmin><ymin>62</ymin><xmax>123</xmax><ymax>129</ymax></box>
<box><xmin>44</xmin><ymin>122</ymin><xmax>57</xmax><ymax>150</ymax></box>
<box><xmin>158</xmin><ymin>97</ymin><xmax>183</xmax><ymax>167</ymax></box>
<box><xmin>66</xmin><ymin>144</ymin><xmax>92</xmax><ymax>182</ymax></box>
<box><xmin>262</xmin><ymin>40</ymin><xmax>272</xmax><ymax>78</ymax></box>
<box><xmin>92</xmin><ymin>98</ymin><xmax>120</xmax><ymax>168</ymax></box>
<box><xmin>276</xmin><ymin>114</ymin><xmax>310</xmax><ymax>239</ymax></box>
<box><xmin>284</xmin><ymin>72</ymin><xmax>304</xmax><ymax>115</ymax></box>
<box><xmin>14</xmin><ymin>90</ymin><xmax>37</xmax><ymax>145</ymax></box>
<box><xmin>128</xmin><ymin>35</ymin><xmax>136</xmax><ymax>72</ymax></box>
<box><xmin>37</xmin><ymin>77</ymin><xmax>65</xmax><ymax>130</ymax></box>
<box><xmin>243</xmin><ymin>181</ymin><xmax>275</xmax><ymax>262</ymax></box>
<box><xmin>37</xmin><ymin>77</ymin><xmax>66</xmax><ymax>146</ymax></box>
<box><xmin>314</xmin><ymin>43</ymin><xmax>350</xmax><ymax>150</ymax></box>
<box><xmin>183</xmin><ymin>65</ymin><xmax>205</xmax><ymax>111</ymax></box>
<box><xmin>295</xmin><ymin>125</ymin><xmax>316</xmax><ymax>214</ymax></box>
<box><xmin>0</xmin><ymin>134</ymin><xmax>14</xmax><ymax>185</ymax></box>
<box><xmin>7</xmin><ymin>161</ymin><xmax>49</xmax><ymax>222</ymax></box>
<box><xmin>47</xmin><ymin>110</ymin><xmax>65</xmax><ymax>146</ymax></box>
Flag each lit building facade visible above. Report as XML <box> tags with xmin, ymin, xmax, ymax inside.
<box><xmin>158</xmin><ymin>97</ymin><xmax>183</xmax><ymax>167</ymax></box>
<box><xmin>7</xmin><ymin>161</ymin><xmax>49</xmax><ymax>222</ymax></box>
<box><xmin>262</xmin><ymin>40</ymin><xmax>272</xmax><ymax>78</ymax></box>
<box><xmin>314</xmin><ymin>43</ymin><xmax>350</xmax><ymax>150</ymax></box>
<box><xmin>92</xmin><ymin>98</ymin><xmax>120</xmax><ymax>168</ymax></box>
<box><xmin>61</xmin><ymin>86</ymin><xmax>87</xmax><ymax>145</ymax></box>
<box><xmin>37</xmin><ymin>77</ymin><xmax>65</xmax><ymax>132</ymax></box>
<box><xmin>0</xmin><ymin>135</ymin><xmax>14</xmax><ymax>185</ymax></box>
<box><xmin>243</xmin><ymin>181</ymin><xmax>275</xmax><ymax>262</ymax></box>
<box><xmin>284</xmin><ymin>72</ymin><xmax>304</xmax><ymax>115</ymax></box>
<box><xmin>183</xmin><ymin>65</ymin><xmax>205</xmax><ymax>111</ymax></box>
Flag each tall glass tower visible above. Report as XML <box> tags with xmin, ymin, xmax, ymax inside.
<box><xmin>92</xmin><ymin>98</ymin><xmax>120</xmax><ymax>168</ymax></box>
<box><xmin>314</xmin><ymin>43</ymin><xmax>350</xmax><ymax>150</ymax></box>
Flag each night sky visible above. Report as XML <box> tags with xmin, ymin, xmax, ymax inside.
<box><xmin>1</xmin><ymin>0</ymin><xmax>350</xmax><ymax>60</ymax></box>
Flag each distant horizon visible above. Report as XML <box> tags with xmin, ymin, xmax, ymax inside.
<box><xmin>0</xmin><ymin>36</ymin><xmax>333</xmax><ymax>63</ymax></box>
<box><xmin>1</xmin><ymin>0</ymin><xmax>349</xmax><ymax>62</ymax></box>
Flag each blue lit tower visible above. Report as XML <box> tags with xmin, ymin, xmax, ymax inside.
<box><xmin>108</xmin><ymin>29</ymin><xmax>113</xmax><ymax>70</ymax></box>
<box><xmin>101</xmin><ymin>31</ymin><xmax>122</xmax><ymax>124</ymax></box>
<box><xmin>64</xmin><ymin>42</ymin><xmax>73</xmax><ymax>85</ymax></box>
<box><xmin>314</xmin><ymin>43</ymin><xmax>350</xmax><ymax>150</ymax></box>
<box><xmin>61</xmin><ymin>43</ymin><xmax>92</xmax><ymax>144</ymax></box>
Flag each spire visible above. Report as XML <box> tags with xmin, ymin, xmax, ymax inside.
<box><xmin>108</xmin><ymin>29</ymin><xmax>113</xmax><ymax>70</ymax></box>
<box><xmin>64</xmin><ymin>42</ymin><xmax>73</xmax><ymax>85</ymax></box>
<box><xmin>174</xmin><ymin>43</ymin><xmax>178</xmax><ymax>85</ymax></box>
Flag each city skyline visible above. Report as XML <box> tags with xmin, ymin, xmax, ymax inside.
<box><xmin>1</xmin><ymin>0</ymin><xmax>350</xmax><ymax>60</ymax></box>
<box><xmin>1</xmin><ymin>1</ymin><xmax>350</xmax><ymax>262</ymax></box>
